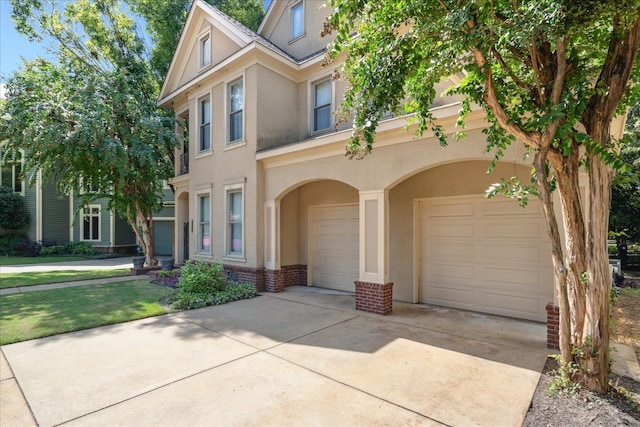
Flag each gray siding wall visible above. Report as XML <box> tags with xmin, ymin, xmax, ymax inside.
<box><xmin>41</xmin><ymin>183</ymin><xmax>70</xmax><ymax>244</ymax></box>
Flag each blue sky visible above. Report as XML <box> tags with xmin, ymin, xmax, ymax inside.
<box><xmin>0</xmin><ymin>0</ymin><xmax>52</xmax><ymax>82</ymax></box>
<box><xmin>1</xmin><ymin>0</ymin><xmax>273</xmax><ymax>83</ymax></box>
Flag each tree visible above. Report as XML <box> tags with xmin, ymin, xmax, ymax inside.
<box><xmin>127</xmin><ymin>0</ymin><xmax>265</xmax><ymax>81</ymax></box>
<box><xmin>324</xmin><ymin>0</ymin><xmax>640</xmax><ymax>393</ymax></box>
<box><xmin>1</xmin><ymin>0</ymin><xmax>177</xmax><ymax>266</ymax></box>
<box><xmin>610</xmin><ymin>99</ymin><xmax>640</xmax><ymax>243</ymax></box>
<box><xmin>0</xmin><ymin>186</ymin><xmax>29</xmax><ymax>231</ymax></box>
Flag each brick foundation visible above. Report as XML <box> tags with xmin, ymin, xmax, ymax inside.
<box><xmin>223</xmin><ymin>264</ymin><xmax>265</xmax><ymax>292</ymax></box>
<box><xmin>546</xmin><ymin>302</ymin><xmax>560</xmax><ymax>350</ymax></box>
<box><xmin>355</xmin><ymin>281</ymin><xmax>393</xmax><ymax>315</ymax></box>
<box><xmin>265</xmin><ymin>265</ymin><xmax>307</xmax><ymax>292</ymax></box>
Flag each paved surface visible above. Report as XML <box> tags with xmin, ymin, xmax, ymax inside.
<box><xmin>0</xmin><ymin>257</ymin><xmax>133</xmax><ymax>274</ymax></box>
<box><xmin>1</xmin><ymin>275</ymin><xmax>637</xmax><ymax>427</ymax></box>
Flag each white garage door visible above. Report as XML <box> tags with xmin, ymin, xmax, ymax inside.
<box><xmin>418</xmin><ymin>195</ymin><xmax>553</xmax><ymax>321</ymax></box>
<box><xmin>310</xmin><ymin>205</ymin><xmax>359</xmax><ymax>292</ymax></box>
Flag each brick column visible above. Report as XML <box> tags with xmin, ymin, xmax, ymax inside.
<box><xmin>355</xmin><ymin>281</ymin><xmax>393</xmax><ymax>315</ymax></box>
<box><xmin>265</xmin><ymin>269</ymin><xmax>285</xmax><ymax>292</ymax></box>
<box><xmin>546</xmin><ymin>303</ymin><xmax>560</xmax><ymax>350</ymax></box>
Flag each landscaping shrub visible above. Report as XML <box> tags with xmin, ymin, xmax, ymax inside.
<box><xmin>0</xmin><ymin>233</ymin><xmax>25</xmax><ymax>256</ymax></box>
<box><xmin>13</xmin><ymin>238</ymin><xmax>42</xmax><ymax>257</ymax></box>
<box><xmin>0</xmin><ymin>186</ymin><xmax>29</xmax><ymax>231</ymax></box>
<box><xmin>167</xmin><ymin>261</ymin><xmax>257</xmax><ymax>309</ymax></box>
<box><xmin>39</xmin><ymin>241</ymin><xmax>96</xmax><ymax>257</ymax></box>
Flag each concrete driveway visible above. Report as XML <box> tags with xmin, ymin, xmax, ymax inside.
<box><xmin>1</xmin><ymin>286</ymin><xmax>548</xmax><ymax>426</ymax></box>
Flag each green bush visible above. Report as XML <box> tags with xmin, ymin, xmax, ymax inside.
<box><xmin>0</xmin><ymin>186</ymin><xmax>29</xmax><ymax>231</ymax></box>
<box><xmin>0</xmin><ymin>233</ymin><xmax>26</xmax><ymax>256</ymax></box>
<box><xmin>39</xmin><ymin>242</ymin><xmax>96</xmax><ymax>257</ymax></box>
<box><xmin>167</xmin><ymin>261</ymin><xmax>257</xmax><ymax>310</ymax></box>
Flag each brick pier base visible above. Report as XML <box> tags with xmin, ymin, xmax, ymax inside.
<box><xmin>264</xmin><ymin>265</ymin><xmax>307</xmax><ymax>293</ymax></box>
<box><xmin>546</xmin><ymin>303</ymin><xmax>560</xmax><ymax>350</ymax></box>
<box><xmin>355</xmin><ymin>281</ymin><xmax>393</xmax><ymax>315</ymax></box>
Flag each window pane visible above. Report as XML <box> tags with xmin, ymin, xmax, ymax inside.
<box><xmin>230</xmin><ymin>81</ymin><xmax>242</xmax><ymax>112</ymax></box>
<box><xmin>201</xmin><ymin>99</ymin><xmax>210</xmax><ymax>124</ymax></box>
<box><xmin>291</xmin><ymin>3</ymin><xmax>303</xmax><ymax>38</ymax></box>
<box><xmin>201</xmin><ymin>223</ymin><xmax>210</xmax><ymax>251</ymax></box>
<box><xmin>230</xmin><ymin>223</ymin><xmax>242</xmax><ymax>253</ymax></box>
<box><xmin>230</xmin><ymin>111</ymin><xmax>243</xmax><ymax>141</ymax></box>
<box><xmin>201</xmin><ymin>36</ymin><xmax>211</xmax><ymax>66</ymax></box>
<box><xmin>315</xmin><ymin>80</ymin><xmax>331</xmax><ymax>107</ymax></box>
<box><xmin>314</xmin><ymin>105</ymin><xmax>331</xmax><ymax>131</ymax></box>
<box><xmin>201</xmin><ymin>123</ymin><xmax>210</xmax><ymax>150</ymax></box>
<box><xmin>1</xmin><ymin>166</ymin><xmax>11</xmax><ymax>189</ymax></box>
<box><xmin>83</xmin><ymin>216</ymin><xmax>90</xmax><ymax>240</ymax></box>
<box><xmin>91</xmin><ymin>215</ymin><xmax>99</xmax><ymax>240</ymax></box>
<box><xmin>201</xmin><ymin>196</ymin><xmax>210</xmax><ymax>221</ymax></box>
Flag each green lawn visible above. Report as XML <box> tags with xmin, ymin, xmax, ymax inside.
<box><xmin>0</xmin><ymin>256</ymin><xmax>87</xmax><ymax>266</ymax></box>
<box><xmin>0</xmin><ymin>269</ymin><xmax>131</xmax><ymax>289</ymax></box>
<box><xmin>0</xmin><ymin>281</ymin><xmax>173</xmax><ymax>345</ymax></box>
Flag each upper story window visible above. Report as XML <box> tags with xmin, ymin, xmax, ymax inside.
<box><xmin>228</xmin><ymin>78</ymin><xmax>243</xmax><ymax>143</ymax></box>
<box><xmin>200</xmin><ymin>33</ymin><xmax>211</xmax><ymax>68</ymax></box>
<box><xmin>199</xmin><ymin>96</ymin><xmax>211</xmax><ymax>152</ymax></box>
<box><xmin>290</xmin><ymin>2</ymin><xmax>304</xmax><ymax>40</ymax></box>
<box><xmin>313</xmin><ymin>79</ymin><xmax>332</xmax><ymax>132</ymax></box>
<box><xmin>0</xmin><ymin>144</ymin><xmax>24</xmax><ymax>195</ymax></box>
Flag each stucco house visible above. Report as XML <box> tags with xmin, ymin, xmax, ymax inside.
<box><xmin>159</xmin><ymin>1</ymin><xmax>624</xmax><ymax>340</ymax></box>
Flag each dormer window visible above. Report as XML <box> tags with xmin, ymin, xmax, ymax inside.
<box><xmin>200</xmin><ymin>33</ymin><xmax>211</xmax><ymax>68</ymax></box>
<box><xmin>290</xmin><ymin>2</ymin><xmax>304</xmax><ymax>40</ymax></box>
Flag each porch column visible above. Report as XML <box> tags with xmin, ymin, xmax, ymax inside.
<box><xmin>264</xmin><ymin>200</ymin><xmax>283</xmax><ymax>292</ymax></box>
<box><xmin>356</xmin><ymin>190</ymin><xmax>393</xmax><ymax>314</ymax></box>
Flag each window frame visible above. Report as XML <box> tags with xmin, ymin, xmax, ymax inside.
<box><xmin>196</xmin><ymin>191</ymin><xmax>212</xmax><ymax>255</ymax></box>
<box><xmin>290</xmin><ymin>1</ymin><xmax>304</xmax><ymax>41</ymax></box>
<box><xmin>0</xmin><ymin>144</ymin><xmax>25</xmax><ymax>196</ymax></box>
<box><xmin>199</xmin><ymin>32</ymin><xmax>211</xmax><ymax>69</ymax></box>
<box><xmin>223</xmin><ymin>180</ymin><xmax>245</xmax><ymax>260</ymax></box>
<box><xmin>80</xmin><ymin>205</ymin><xmax>101</xmax><ymax>242</ymax></box>
<box><xmin>198</xmin><ymin>95</ymin><xmax>211</xmax><ymax>153</ymax></box>
<box><xmin>227</xmin><ymin>77</ymin><xmax>244</xmax><ymax>145</ymax></box>
<box><xmin>312</xmin><ymin>78</ymin><xmax>333</xmax><ymax>133</ymax></box>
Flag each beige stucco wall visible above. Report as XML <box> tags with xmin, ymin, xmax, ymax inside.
<box><xmin>260</xmin><ymin>0</ymin><xmax>335</xmax><ymax>60</ymax></box>
<box><xmin>280</xmin><ymin>180</ymin><xmax>358</xmax><ymax>266</ymax></box>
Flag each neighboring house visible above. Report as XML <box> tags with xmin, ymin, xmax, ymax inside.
<box><xmin>158</xmin><ymin>1</ymin><xmax>626</xmax><ymax>327</ymax></box>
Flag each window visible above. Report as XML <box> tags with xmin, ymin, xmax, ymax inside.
<box><xmin>199</xmin><ymin>96</ymin><xmax>211</xmax><ymax>152</ymax></box>
<box><xmin>291</xmin><ymin>2</ymin><xmax>304</xmax><ymax>40</ymax></box>
<box><xmin>0</xmin><ymin>145</ymin><xmax>24</xmax><ymax>195</ymax></box>
<box><xmin>198</xmin><ymin>194</ymin><xmax>211</xmax><ymax>253</ymax></box>
<box><xmin>226</xmin><ymin>188</ymin><xmax>243</xmax><ymax>256</ymax></box>
<box><xmin>228</xmin><ymin>79</ymin><xmax>243</xmax><ymax>143</ymax></box>
<box><xmin>81</xmin><ymin>206</ymin><xmax>100</xmax><ymax>241</ymax></box>
<box><xmin>200</xmin><ymin>34</ymin><xmax>211</xmax><ymax>68</ymax></box>
<box><xmin>313</xmin><ymin>79</ymin><xmax>332</xmax><ymax>132</ymax></box>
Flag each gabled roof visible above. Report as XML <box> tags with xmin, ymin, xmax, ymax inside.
<box><xmin>159</xmin><ymin>0</ymin><xmax>315</xmax><ymax>105</ymax></box>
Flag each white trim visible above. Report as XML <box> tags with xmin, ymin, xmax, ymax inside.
<box><xmin>223</xmin><ymin>180</ymin><xmax>246</xmax><ymax>260</ymax></box>
<box><xmin>195</xmin><ymin>186</ymin><xmax>213</xmax><ymax>256</ymax></box>
<box><xmin>264</xmin><ymin>200</ymin><xmax>280</xmax><ymax>270</ymax></box>
<box><xmin>198</xmin><ymin>30</ymin><xmax>212</xmax><ymax>69</ymax></box>
<box><xmin>289</xmin><ymin>1</ymin><xmax>305</xmax><ymax>42</ymax></box>
<box><xmin>80</xmin><ymin>205</ymin><xmax>102</xmax><ymax>242</ymax></box>
<box><xmin>226</xmin><ymin>73</ymin><xmax>246</xmax><ymax>146</ymax></box>
<box><xmin>412</xmin><ymin>200</ymin><xmax>420</xmax><ymax>303</ymax></box>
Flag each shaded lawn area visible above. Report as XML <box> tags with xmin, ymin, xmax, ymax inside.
<box><xmin>0</xmin><ymin>269</ymin><xmax>131</xmax><ymax>289</ymax></box>
<box><xmin>0</xmin><ymin>256</ymin><xmax>87</xmax><ymax>266</ymax></box>
<box><xmin>0</xmin><ymin>281</ymin><xmax>173</xmax><ymax>345</ymax></box>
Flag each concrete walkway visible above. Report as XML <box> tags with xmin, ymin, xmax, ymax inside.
<box><xmin>1</xmin><ymin>282</ymin><xmax>637</xmax><ymax>426</ymax></box>
<box><xmin>1</xmin><ymin>285</ymin><xmax>551</xmax><ymax>427</ymax></box>
<box><xmin>0</xmin><ymin>257</ymin><xmax>133</xmax><ymax>274</ymax></box>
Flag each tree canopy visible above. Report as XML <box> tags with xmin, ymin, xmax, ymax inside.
<box><xmin>1</xmin><ymin>0</ymin><xmax>178</xmax><ymax>264</ymax></box>
<box><xmin>325</xmin><ymin>0</ymin><xmax>640</xmax><ymax>393</ymax></box>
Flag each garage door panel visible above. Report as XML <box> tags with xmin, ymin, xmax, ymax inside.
<box><xmin>481</xmin><ymin>221</ymin><xmax>546</xmax><ymax>239</ymax></box>
<box><xmin>423</xmin><ymin>240</ymin><xmax>475</xmax><ymax>259</ymax></box>
<box><xmin>425</xmin><ymin>201</ymin><xmax>474</xmax><ymax>218</ymax></box>
<box><xmin>311</xmin><ymin>205</ymin><xmax>359</xmax><ymax>292</ymax></box>
<box><xmin>419</xmin><ymin>195</ymin><xmax>553</xmax><ymax>322</ymax></box>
